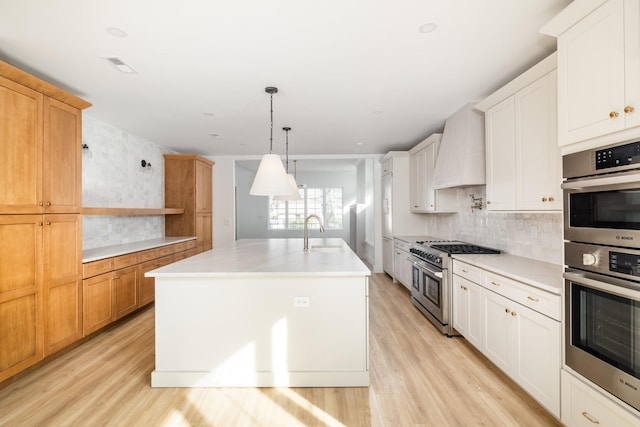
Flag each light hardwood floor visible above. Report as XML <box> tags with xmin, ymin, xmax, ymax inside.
<box><xmin>0</xmin><ymin>273</ymin><xmax>561</xmax><ymax>427</ymax></box>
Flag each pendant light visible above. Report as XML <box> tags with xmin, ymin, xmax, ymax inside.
<box><xmin>274</xmin><ymin>126</ymin><xmax>302</xmax><ymax>201</ymax></box>
<box><xmin>249</xmin><ymin>87</ymin><xmax>291</xmax><ymax>196</ymax></box>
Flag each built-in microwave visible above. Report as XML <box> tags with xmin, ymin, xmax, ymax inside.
<box><xmin>563</xmin><ymin>140</ymin><xmax>640</xmax><ymax>249</ymax></box>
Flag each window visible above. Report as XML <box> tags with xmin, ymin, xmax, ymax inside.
<box><xmin>269</xmin><ymin>187</ymin><xmax>343</xmax><ymax>230</ymax></box>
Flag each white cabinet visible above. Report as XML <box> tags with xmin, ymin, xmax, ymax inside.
<box><xmin>480</xmin><ymin>61</ymin><xmax>561</xmax><ymax>211</ymax></box>
<box><xmin>543</xmin><ymin>0</ymin><xmax>640</xmax><ymax>148</ymax></box>
<box><xmin>393</xmin><ymin>239</ymin><xmax>412</xmax><ymax>290</ymax></box>
<box><xmin>451</xmin><ymin>274</ymin><xmax>483</xmax><ymax>350</ymax></box>
<box><xmin>382</xmin><ymin>237</ymin><xmax>394</xmax><ymax>276</ymax></box>
<box><xmin>561</xmin><ymin>370</ymin><xmax>640</xmax><ymax>427</ymax></box>
<box><xmin>408</xmin><ymin>134</ymin><xmax>455</xmax><ymax>213</ymax></box>
<box><xmin>451</xmin><ymin>259</ymin><xmax>561</xmax><ymax>418</ymax></box>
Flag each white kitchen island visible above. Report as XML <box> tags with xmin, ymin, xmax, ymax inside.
<box><xmin>146</xmin><ymin>238</ymin><xmax>371</xmax><ymax>388</ymax></box>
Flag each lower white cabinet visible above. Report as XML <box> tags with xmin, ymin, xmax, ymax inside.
<box><xmin>452</xmin><ymin>259</ymin><xmax>561</xmax><ymax>418</ymax></box>
<box><xmin>393</xmin><ymin>239</ymin><xmax>412</xmax><ymax>290</ymax></box>
<box><xmin>561</xmin><ymin>370</ymin><xmax>640</xmax><ymax>427</ymax></box>
<box><xmin>382</xmin><ymin>237</ymin><xmax>394</xmax><ymax>276</ymax></box>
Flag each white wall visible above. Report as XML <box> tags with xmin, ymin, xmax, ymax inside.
<box><xmin>82</xmin><ymin>115</ymin><xmax>176</xmax><ymax>250</ymax></box>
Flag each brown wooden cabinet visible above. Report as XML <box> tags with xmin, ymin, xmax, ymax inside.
<box><xmin>165</xmin><ymin>154</ymin><xmax>214</xmax><ymax>253</ymax></box>
<box><xmin>114</xmin><ymin>265</ymin><xmax>139</xmax><ymax>319</ymax></box>
<box><xmin>0</xmin><ymin>61</ymin><xmax>90</xmax><ymax>382</ymax></box>
<box><xmin>139</xmin><ymin>255</ymin><xmax>173</xmax><ymax>306</ymax></box>
<box><xmin>83</xmin><ymin>272</ymin><xmax>115</xmax><ymax>336</ymax></box>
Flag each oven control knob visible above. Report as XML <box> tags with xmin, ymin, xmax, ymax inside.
<box><xmin>582</xmin><ymin>253</ymin><xmax>597</xmax><ymax>266</ymax></box>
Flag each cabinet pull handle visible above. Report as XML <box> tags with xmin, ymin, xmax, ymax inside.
<box><xmin>541</xmin><ymin>197</ymin><xmax>547</xmax><ymax>202</ymax></box>
<box><xmin>548</xmin><ymin>197</ymin><xmax>554</xmax><ymax>202</ymax></box>
<box><xmin>511</xmin><ymin>311</ymin><xmax>517</xmax><ymax>317</ymax></box>
<box><xmin>45</xmin><ymin>221</ymin><xmax>51</xmax><ymax>225</ymax></box>
<box><xmin>462</xmin><ymin>269</ymin><xmax>469</xmax><ymax>273</ymax></box>
<box><xmin>487</xmin><ymin>201</ymin><xmax>491</xmax><ymax>204</ymax></box>
<box><xmin>527</xmin><ymin>296</ymin><xmax>539</xmax><ymax>302</ymax></box>
<box><xmin>490</xmin><ymin>281</ymin><xmax>500</xmax><ymax>287</ymax></box>
<box><xmin>39</xmin><ymin>201</ymin><xmax>44</xmax><ymax>206</ymax></box>
<box><xmin>45</xmin><ymin>201</ymin><xmax>52</xmax><ymax>206</ymax></box>
<box><xmin>114</xmin><ymin>276</ymin><xmax>120</xmax><ymax>279</ymax></box>
<box><xmin>505</xmin><ymin>308</ymin><xmax>510</xmax><ymax>314</ymax></box>
<box><xmin>609</xmin><ymin>111</ymin><xmax>619</xmax><ymax>118</ymax></box>
<box><xmin>460</xmin><ymin>285</ymin><xmax>467</xmax><ymax>290</ymax></box>
<box><xmin>38</xmin><ymin>221</ymin><xmax>43</xmax><ymax>226</ymax></box>
<box><xmin>624</xmin><ymin>106</ymin><xmax>635</xmax><ymax>113</ymax></box>
<box><xmin>581</xmin><ymin>411</ymin><xmax>600</xmax><ymax>424</ymax></box>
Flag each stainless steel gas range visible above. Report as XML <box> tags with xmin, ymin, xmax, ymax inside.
<box><xmin>408</xmin><ymin>238</ymin><xmax>500</xmax><ymax>336</ymax></box>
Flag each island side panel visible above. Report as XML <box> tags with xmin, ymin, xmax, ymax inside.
<box><xmin>152</xmin><ymin>275</ymin><xmax>369</xmax><ymax>387</ymax></box>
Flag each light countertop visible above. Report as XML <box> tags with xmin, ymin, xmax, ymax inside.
<box><xmin>83</xmin><ymin>237</ymin><xmax>196</xmax><ymax>263</ymax></box>
<box><xmin>146</xmin><ymin>238</ymin><xmax>371</xmax><ymax>278</ymax></box>
<box><xmin>452</xmin><ymin>253</ymin><xmax>563</xmax><ymax>295</ymax></box>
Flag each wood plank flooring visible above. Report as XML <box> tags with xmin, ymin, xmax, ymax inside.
<box><xmin>0</xmin><ymin>273</ymin><xmax>562</xmax><ymax>427</ymax></box>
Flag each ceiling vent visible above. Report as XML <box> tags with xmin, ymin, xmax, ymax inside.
<box><xmin>103</xmin><ymin>56</ymin><xmax>136</xmax><ymax>73</ymax></box>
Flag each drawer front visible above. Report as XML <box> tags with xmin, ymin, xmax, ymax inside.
<box><xmin>157</xmin><ymin>246</ymin><xmax>173</xmax><ymax>258</ymax></box>
<box><xmin>172</xmin><ymin>242</ymin><xmax>188</xmax><ymax>253</ymax></box>
<box><xmin>185</xmin><ymin>239</ymin><xmax>197</xmax><ymax>250</ymax></box>
<box><xmin>453</xmin><ymin>261</ymin><xmax>483</xmax><ymax>284</ymax></box>
<box><xmin>113</xmin><ymin>253</ymin><xmax>140</xmax><ymax>270</ymax></box>
<box><xmin>394</xmin><ymin>239</ymin><xmax>411</xmax><ymax>252</ymax></box>
<box><xmin>138</xmin><ymin>248</ymin><xmax>159</xmax><ymax>263</ymax></box>
<box><xmin>185</xmin><ymin>248</ymin><xmax>197</xmax><ymax>257</ymax></box>
<box><xmin>83</xmin><ymin>259</ymin><xmax>113</xmax><ymax>279</ymax></box>
<box><xmin>484</xmin><ymin>272</ymin><xmax>560</xmax><ymax>320</ymax></box>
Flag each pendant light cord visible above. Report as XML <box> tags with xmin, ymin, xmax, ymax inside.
<box><xmin>269</xmin><ymin>92</ymin><xmax>274</xmax><ymax>154</ymax></box>
<box><xmin>283</xmin><ymin>127</ymin><xmax>291</xmax><ymax>172</ymax></box>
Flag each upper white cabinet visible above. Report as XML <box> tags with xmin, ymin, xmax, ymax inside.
<box><xmin>477</xmin><ymin>54</ymin><xmax>561</xmax><ymax>211</ymax></box>
<box><xmin>542</xmin><ymin>0</ymin><xmax>640</xmax><ymax>151</ymax></box>
<box><xmin>408</xmin><ymin>134</ymin><xmax>456</xmax><ymax>213</ymax></box>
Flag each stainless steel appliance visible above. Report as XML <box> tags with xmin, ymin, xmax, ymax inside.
<box><xmin>563</xmin><ymin>140</ymin><xmax>640</xmax><ymax>411</ymax></box>
<box><xmin>563</xmin><ymin>139</ymin><xmax>640</xmax><ymax>249</ymax></box>
<box><xmin>408</xmin><ymin>239</ymin><xmax>500</xmax><ymax>336</ymax></box>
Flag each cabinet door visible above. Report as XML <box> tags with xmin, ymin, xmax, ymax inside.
<box><xmin>485</xmin><ymin>96</ymin><xmax>516</xmax><ymax>210</ymax></box>
<box><xmin>423</xmin><ymin>143</ymin><xmax>436</xmax><ymax>211</ymax></box>
<box><xmin>43</xmin><ymin>98</ymin><xmax>82</xmax><ymax>214</ymax></box>
<box><xmin>382</xmin><ymin>237</ymin><xmax>394</xmax><ymax>276</ymax></box>
<box><xmin>557</xmin><ymin>0</ymin><xmax>625</xmax><ymax>145</ymax></box>
<box><xmin>43</xmin><ymin>214</ymin><xmax>82</xmax><ymax>355</ymax></box>
<box><xmin>482</xmin><ymin>289</ymin><xmax>511</xmax><ymax>373</ymax></box>
<box><xmin>393</xmin><ymin>249</ymin><xmax>411</xmax><ymax>290</ymax></box>
<box><xmin>196</xmin><ymin>213</ymin><xmax>212</xmax><ymax>253</ymax></box>
<box><xmin>625</xmin><ymin>0</ymin><xmax>640</xmax><ymax>130</ymax></box>
<box><xmin>114</xmin><ymin>265</ymin><xmax>138</xmax><ymax>319</ymax></box>
<box><xmin>83</xmin><ymin>272</ymin><xmax>115</xmax><ymax>335</ymax></box>
<box><xmin>515</xmin><ymin>72</ymin><xmax>561</xmax><ymax>211</ymax></box>
<box><xmin>409</xmin><ymin>149</ymin><xmax>425</xmax><ymax>211</ymax></box>
<box><xmin>0</xmin><ymin>215</ymin><xmax>43</xmax><ymax>382</ymax></box>
<box><xmin>139</xmin><ymin>255</ymin><xmax>173</xmax><ymax>307</ymax></box>
<box><xmin>511</xmin><ymin>302</ymin><xmax>561</xmax><ymax>417</ymax></box>
<box><xmin>381</xmin><ymin>173</ymin><xmax>392</xmax><ymax>238</ymax></box>
<box><xmin>452</xmin><ymin>275</ymin><xmax>483</xmax><ymax>350</ymax></box>
<box><xmin>195</xmin><ymin>160</ymin><xmax>212</xmax><ymax>214</ymax></box>
<box><xmin>452</xmin><ymin>275</ymin><xmax>469</xmax><ymax>338</ymax></box>
<box><xmin>0</xmin><ymin>76</ymin><xmax>43</xmax><ymax>214</ymax></box>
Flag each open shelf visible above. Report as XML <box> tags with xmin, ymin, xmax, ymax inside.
<box><xmin>82</xmin><ymin>207</ymin><xmax>184</xmax><ymax>216</ymax></box>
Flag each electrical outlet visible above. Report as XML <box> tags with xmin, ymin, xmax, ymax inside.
<box><xmin>293</xmin><ymin>296</ymin><xmax>310</xmax><ymax>308</ymax></box>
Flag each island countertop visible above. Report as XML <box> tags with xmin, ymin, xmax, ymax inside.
<box><xmin>146</xmin><ymin>238</ymin><xmax>371</xmax><ymax>278</ymax></box>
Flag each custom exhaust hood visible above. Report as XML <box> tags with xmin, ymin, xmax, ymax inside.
<box><xmin>432</xmin><ymin>102</ymin><xmax>485</xmax><ymax>189</ymax></box>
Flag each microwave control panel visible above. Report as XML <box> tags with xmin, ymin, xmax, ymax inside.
<box><xmin>596</xmin><ymin>141</ymin><xmax>640</xmax><ymax>170</ymax></box>
<box><xmin>610</xmin><ymin>251</ymin><xmax>640</xmax><ymax>277</ymax></box>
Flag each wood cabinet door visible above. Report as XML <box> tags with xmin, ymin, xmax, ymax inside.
<box><xmin>0</xmin><ymin>76</ymin><xmax>43</xmax><ymax>214</ymax></box>
<box><xmin>43</xmin><ymin>98</ymin><xmax>82</xmax><ymax>214</ymax></box>
<box><xmin>139</xmin><ymin>256</ymin><xmax>172</xmax><ymax>307</ymax></box>
<box><xmin>43</xmin><ymin>214</ymin><xmax>82</xmax><ymax>355</ymax></box>
<box><xmin>196</xmin><ymin>213</ymin><xmax>212</xmax><ymax>253</ymax></box>
<box><xmin>83</xmin><ymin>272</ymin><xmax>115</xmax><ymax>335</ymax></box>
<box><xmin>0</xmin><ymin>215</ymin><xmax>43</xmax><ymax>382</ymax></box>
<box><xmin>485</xmin><ymin>96</ymin><xmax>516</xmax><ymax>210</ymax></box>
<box><xmin>195</xmin><ymin>160</ymin><xmax>212</xmax><ymax>214</ymax></box>
<box><xmin>114</xmin><ymin>265</ymin><xmax>138</xmax><ymax>319</ymax></box>
<box><xmin>515</xmin><ymin>71</ymin><xmax>561</xmax><ymax>211</ymax></box>
<box><xmin>557</xmin><ymin>0</ymin><xmax>625</xmax><ymax>145</ymax></box>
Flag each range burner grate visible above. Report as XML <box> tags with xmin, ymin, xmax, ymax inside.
<box><xmin>429</xmin><ymin>243</ymin><xmax>501</xmax><ymax>255</ymax></box>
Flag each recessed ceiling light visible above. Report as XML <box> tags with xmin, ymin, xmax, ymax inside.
<box><xmin>209</xmin><ymin>133</ymin><xmax>220</xmax><ymax>138</ymax></box>
<box><xmin>418</xmin><ymin>22</ymin><xmax>438</xmax><ymax>34</ymax></box>
<box><xmin>356</xmin><ymin>142</ymin><xmax>364</xmax><ymax>146</ymax></box>
<box><xmin>107</xmin><ymin>27</ymin><xmax>128</xmax><ymax>37</ymax></box>
<box><xmin>203</xmin><ymin>112</ymin><xmax>215</xmax><ymax>116</ymax></box>
<box><xmin>102</xmin><ymin>56</ymin><xmax>136</xmax><ymax>73</ymax></box>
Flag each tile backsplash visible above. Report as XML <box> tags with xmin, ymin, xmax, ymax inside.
<box><xmin>423</xmin><ymin>186</ymin><xmax>563</xmax><ymax>265</ymax></box>
<box><xmin>82</xmin><ymin>115</ymin><xmax>175</xmax><ymax>250</ymax></box>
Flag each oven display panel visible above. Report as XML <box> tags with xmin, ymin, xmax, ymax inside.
<box><xmin>610</xmin><ymin>251</ymin><xmax>640</xmax><ymax>277</ymax></box>
<box><xmin>596</xmin><ymin>140</ymin><xmax>640</xmax><ymax>170</ymax></box>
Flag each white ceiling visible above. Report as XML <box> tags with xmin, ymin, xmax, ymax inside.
<box><xmin>0</xmin><ymin>0</ymin><xmax>571</xmax><ymax>157</ymax></box>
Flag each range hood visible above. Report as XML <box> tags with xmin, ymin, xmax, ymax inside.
<box><xmin>432</xmin><ymin>102</ymin><xmax>485</xmax><ymax>189</ymax></box>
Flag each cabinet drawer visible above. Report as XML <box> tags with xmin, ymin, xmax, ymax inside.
<box><xmin>185</xmin><ymin>248</ymin><xmax>197</xmax><ymax>257</ymax></box>
<box><xmin>83</xmin><ymin>259</ymin><xmax>113</xmax><ymax>279</ymax></box>
<box><xmin>394</xmin><ymin>239</ymin><xmax>411</xmax><ymax>252</ymax></box>
<box><xmin>172</xmin><ymin>242</ymin><xmax>188</xmax><ymax>253</ymax></box>
<box><xmin>484</xmin><ymin>272</ymin><xmax>560</xmax><ymax>320</ymax></box>
<box><xmin>138</xmin><ymin>248</ymin><xmax>159</xmax><ymax>263</ymax></box>
<box><xmin>561</xmin><ymin>370</ymin><xmax>640</xmax><ymax>427</ymax></box>
<box><xmin>185</xmin><ymin>239</ymin><xmax>197</xmax><ymax>250</ymax></box>
<box><xmin>113</xmin><ymin>253</ymin><xmax>139</xmax><ymax>269</ymax></box>
<box><xmin>157</xmin><ymin>246</ymin><xmax>173</xmax><ymax>258</ymax></box>
<box><xmin>453</xmin><ymin>261</ymin><xmax>483</xmax><ymax>284</ymax></box>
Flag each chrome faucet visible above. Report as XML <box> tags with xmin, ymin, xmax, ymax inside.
<box><xmin>303</xmin><ymin>214</ymin><xmax>325</xmax><ymax>251</ymax></box>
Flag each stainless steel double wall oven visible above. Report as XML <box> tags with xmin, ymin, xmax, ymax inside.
<box><xmin>563</xmin><ymin>139</ymin><xmax>640</xmax><ymax>411</ymax></box>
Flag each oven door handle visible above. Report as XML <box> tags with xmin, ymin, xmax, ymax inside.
<box><xmin>408</xmin><ymin>257</ymin><xmax>443</xmax><ymax>279</ymax></box>
<box><xmin>561</xmin><ymin>172</ymin><xmax>640</xmax><ymax>190</ymax></box>
<box><xmin>564</xmin><ymin>270</ymin><xmax>640</xmax><ymax>299</ymax></box>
